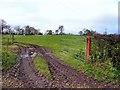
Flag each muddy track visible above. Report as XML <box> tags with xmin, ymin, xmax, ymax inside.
<box><xmin>32</xmin><ymin>45</ymin><xmax>120</xmax><ymax>88</ymax></box>
<box><xmin>3</xmin><ymin>45</ymin><xmax>51</xmax><ymax>88</ymax></box>
<box><xmin>3</xmin><ymin>43</ymin><xmax>120</xmax><ymax>88</ymax></box>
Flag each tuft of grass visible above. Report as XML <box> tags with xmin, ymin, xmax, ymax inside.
<box><xmin>33</xmin><ymin>54</ymin><xmax>52</xmax><ymax>80</ymax></box>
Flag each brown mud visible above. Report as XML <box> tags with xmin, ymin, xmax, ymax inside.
<box><xmin>2</xmin><ymin>44</ymin><xmax>120</xmax><ymax>88</ymax></box>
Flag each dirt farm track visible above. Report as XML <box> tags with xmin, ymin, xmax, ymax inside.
<box><xmin>2</xmin><ymin>44</ymin><xmax>120</xmax><ymax>88</ymax></box>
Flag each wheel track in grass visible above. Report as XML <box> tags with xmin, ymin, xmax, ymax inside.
<box><xmin>2</xmin><ymin>43</ymin><xmax>120</xmax><ymax>88</ymax></box>
<box><xmin>32</xmin><ymin>44</ymin><xmax>120</xmax><ymax>88</ymax></box>
<box><xmin>3</xmin><ymin>45</ymin><xmax>51</xmax><ymax>88</ymax></box>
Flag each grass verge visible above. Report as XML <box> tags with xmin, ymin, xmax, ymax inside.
<box><xmin>2</xmin><ymin>35</ymin><xmax>18</xmax><ymax>71</ymax></box>
<box><xmin>1</xmin><ymin>51</ymin><xmax>16</xmax><ymax>71</ymax></box>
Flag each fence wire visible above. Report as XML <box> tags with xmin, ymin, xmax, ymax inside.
<box><xmin>59</xmin><ymin>36</ymin><xmax>87</xmax><ymax>62</ymax></box>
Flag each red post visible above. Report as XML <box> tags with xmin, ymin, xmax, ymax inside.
<box><xmin>86</xmin><ymin>36</ymin><xmax>91</xmax><ymax>60</ymax></box>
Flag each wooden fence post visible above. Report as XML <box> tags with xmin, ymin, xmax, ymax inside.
<box><xmin>86</xmin><ymin>36</ymin><xmax>91</xmax><ymax>62</ymax></box>
<box><xmin>7</xmin><ymin>38</ymin><xmax>9</xmax><ymax>52</ymax></box>
<box><xmin>11</xmin><ymin>34</ymin><xmax>14</xmax><ymax>44</ymax></box>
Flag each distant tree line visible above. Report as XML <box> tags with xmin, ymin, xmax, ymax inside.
<box><xmin>78</xmin><ymin>28</ymin><xmax>96</xmax><ymax>36</ymax></box>
<box><xmin>0</xmin><ymin>19</ymin><xmax>66</xmax><ymax>35</ymax></box>
<box><xmin>0</xmin><ymin>19</ymin><xmax>98</xmax><ymax>36</ymax></box>
<box><xmin>0</xmin><ymin>19</ymin><xmax>43</xmax><ymax>35</ymax></box>
<box><xmin>45</xmin><ymin>25</ymin><xmax>65</xmax><ymax>35</ymax></box>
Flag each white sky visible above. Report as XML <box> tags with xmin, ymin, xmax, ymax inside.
<box><xmin>0</xmin><ymin>0</ymin><xmax>119</xmax><ymax>34</ymax></box>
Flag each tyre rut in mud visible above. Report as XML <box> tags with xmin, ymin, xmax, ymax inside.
<box><xmin>32</xmin><ymin>45</ymin><xmax>120</xmax><ymax>88</ymax></box>
<box><xmin>3</xmin><ymin>44</ymin><xmax>120</xmax><ymax>88</ymax></box>
<box><xmin>3</xmin><ymin>46</ymin><xmax>51</xmax><ymax>88</ymax></box>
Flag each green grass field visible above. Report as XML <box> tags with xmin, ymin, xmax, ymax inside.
<box><xmin>14</xmin><ymin>35</ymin><xmax>86</xmax><ymax>68</ymax></box>
<box><xmin>2</xmin><ymin>34</ymin><xmax>120</xmax><ymax>82</ymax></box>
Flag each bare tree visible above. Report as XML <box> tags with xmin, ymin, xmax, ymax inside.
<box><xmin>58</xmin><ymin>25</ymin><xmax>64</xmax><ymax>35</ymax></box>
<box><xmin>30</xmin><ymin>27</ymin><xmax>36</xmax><ymax>35</ymax></box>
<box><xmin>20</xmin><ymin>28</ymin><xmax>24</xmax><ymax>35</ymax></box>
<box><xmin>6</xmin><ymin>25</ymin><xmax>12</xmax><ymax>34</ymax></box>
<box><xmin>82</xmin><ymin>28</ymin><xmax>96</xmax><ymax>36</ymax></box>
<box><xmin>79</xmin><ymin>31</ymin><xmax>83</xmax><ymax>35</ymax></box>
<box><xmin>48</xmin><ymin>30</ymin><xmax>52</xmax><ymax>35</ymax></box>
<box><xmin>14</xmin><ymin>25</ymin><xmax>21</xmax><ymax>34</ymax></box>
<box><xmin>25</xmin><ymin>25</ymin><xmax>30</xmax><ymax>35</ymax></box>
<box><xmin>35</xmin><ymin>30</ymin><xmax>39</xmax><ymax>35</ymax></box>
<box><xmin>0</xmin><ymin>19</ymin><xmax>7</xmax><ymax>34</ymax></box>
<box><xmin>55</xmin><ymin>29</ymin><xmax>59</xmax><ymax>35</ymax></box>
<box><xmin>44</xmin><ymin>30</ymin><xmax>53</xmax><ymax>35</ymax></box>
<box><xmin>44</xmin><ymin>30</ymin><xmax>49</xmax><ymax>35</ymax></box>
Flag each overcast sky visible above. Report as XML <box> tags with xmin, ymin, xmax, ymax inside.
<box><xmin>0</xmin><ymin>0</ymin><xmax>119</xmax><ymax>34</ymax></box>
